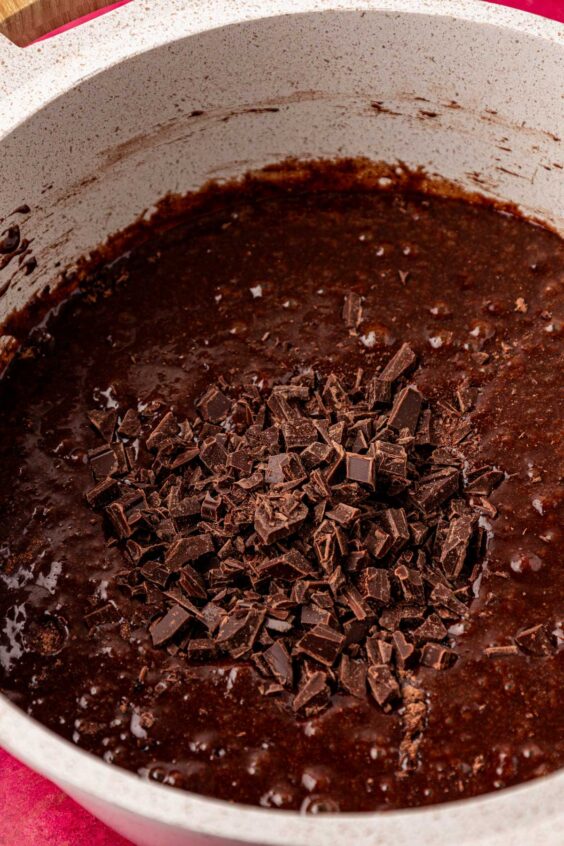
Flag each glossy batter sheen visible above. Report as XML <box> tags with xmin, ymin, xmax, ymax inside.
<box><xmin>0</xmin><ymin>175</ymin><xmax>563</xmax><ymax>812</ymax></box>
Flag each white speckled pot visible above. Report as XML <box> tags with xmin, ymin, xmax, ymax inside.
<box><xmin>0</xmin><ymin>1</ymin><xmax>562</xmax><ymax>843</ymax></box>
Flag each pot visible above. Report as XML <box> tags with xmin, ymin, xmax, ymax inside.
<box><xmin>0</xmin><ymin>1</ymin><xmax>562</xmax><ymax>843</ymax></box>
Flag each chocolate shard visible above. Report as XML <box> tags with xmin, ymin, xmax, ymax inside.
<box><xmin>88</xmin><ymin>444</ymin><xmax>127</xmax><ymax>481</ymax></box>
<box><xmin>466</xmin><ymin>466</ymin><xmax>505</xmax><ymax>495</ymax></box>
<box><xmin>216</xmin><ymin>606</ymin><xmax>266</xmax><ymax>658</ymax></box>
<box><xmin>263</xmin><ymin>641</ymin><xmax>294</xmax><ymax>687</ymax></box>
<box><xmin>365</xmin><ymin>527</ymin><xmax>392</xmax><ymax>559</ymax></box>
<box><xmin>301</xmin><ymin>604</ymin><xmax>333</xmax><ymax>627</ymax></box>
<box><xmin>146</xmin><ymin>411</ymin><xmax>178</xmax><ymax>451</ymax></box>
<box><xmin>393</xmin><ymin>564</ymin><xmax>425</xmax><ymax>603</ymax></box>
<box><xmin>199</xmin><ymin>436</ymin><xmax>228</xmax><ymax>471</ymax></box>
<box><xmin>380</xmin><ymin>343</ymin><xmax>417</xmax><ymax>383</ymax></box>
<box><xmin>254</xmin><ymin>494</ymin><xmax>308</xmax><ymax>545</ymax></box>
<box><xmin>367</xmin><ymin>664</ymin><xmax>400</xmax><ymax>707</ymax></box>
<box><xmin>292</xmin><ymin>670</ymin><xmax>330</xmax><ymax>715</ymax></box>
<box><xmin>140</xmin><ymin>560</ymin><xmax>171</xmax><ymax>588</ymax></box>
<box><xmin>300</xmin><ymin>441</ymin><xmax>334</xmax><ymax>470</ymax></box>
<box><xmin>345</xmin><ymin>452</ymin><xmax>376</xmax><ymax>488</ymax></box>
<box><xmin>257</xmin><ymin>549</ymin><xmax>314</xmax><ymax>582</ymax></box>
<box><xmin>201</xmin><ymin>491</ymin><xmax>222</xmax><ymax>521</ymax></box>
<box><xmin>85</xmin><ymin>476</ymin><xmax>120</xmax><ymax>509</ymax></box>
<box><xmin>414</xmin><ymin>469</ymin><xmax>460</xmax><ymax>513</ymax></box>
<box><xmin>392</xmin><ymin>630</ymin><xmax>417</xmax><ymax>668</ymax></box>
<box><xmin>295</xmin><ymin>624</ymin><xmax>345</xmax><ymax>666</ymax></box>
<box><xmin>178</xmin><ymin>564</ymin><xmax>208</xmax><ymax>600</ymax></box>
<box><xmin>164</xmin><ymin>534</ymin><xmax>215</xmax><ymax>568</ymax></box>
<box><xmin>281</xmin><ymin>418</ymin><xmax>318</xmax><ymax>450</ymax></box>
<box><xmin>325</xmin><ymin>502</ymin><xmax>360</xmax><ymax>527</ymax></box>
<box><xmin>421</xmin><ymin>642</ymin><xmax>457</xmax><ymax>669</ymax></box>
<box><xmin>430</xmin><ymin>583</ymin><xmax>468</xmax><ymax>617</ymax></box>
<box><xmin>196</xmin><ymin>385</ymin><xmax>231</xmax><ymax>423</ymax></box>
<box><xmin>371</xmin><ymin>440</ymin><xmax>407</xmax><ymax>480</ymax></box>
<box><xmin>439</xmin><ymin>514</ymin><xmax>476</xmax><ymax>579</ymax></box>
<box><xmin>388</xmin><ymin>386</ymin><xmax>423</xmax><ymax>435</ymax></box>
<box><xmin>366</xmin><ymin>636</ymin><xmax>393</xmax><ymax>665</ymax></box>
<box><xmin>320</xmin><ymin>375</ymin><xmax>348</xmax><ymax>413</ymax></box>
<box><xmin>514</xmin><ymin>624</ymin><xmax>554</xmax><ymax>656</ymax></box>
<box><xmin>117</xmin><ymin>409</ymin><xmax>141</xmax><ymax>439</ymax></box>
<box><xmin>358</xmin><ymin>567</ymin><xmax>391</xmax><ymax>605</ymax></box>
<box><xmin>412</xmin><ymin>613</ymin><xmax>448</xmax><ymax>642</ymax></box>
<box><xmin>87</xmin><ymin>408</ymin><xmax>117</xmax><ymax>442</ymax></box>
<box><xmin>366</xmin><ymin>377</ymin><xmax>392</xmax><ymax>408</ymax></box>
<box><xmin>149</xmin><ymin>604</ymin><xmax>191</xmax><ymax>647</ymax></box>
<box><xmin>338</xmin><ymin>654</ymin><xmax>367</xmax><ymax>698</ymax></box>
<box><xmin>383</xmin><ymin>508</ymin><xmax>410</xmax><ymax>554</ymax></box>
<box><xmin>484</xmin><ymin>644</ymin><xmax>520</xmax><ymax>659</ymax></box>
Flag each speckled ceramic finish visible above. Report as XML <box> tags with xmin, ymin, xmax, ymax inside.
<box><xmin>0</xmin><ymin>1</ymin><xmax>563</xmax><ymax>844</ymax></box>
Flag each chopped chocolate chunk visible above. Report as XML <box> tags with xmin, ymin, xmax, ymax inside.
<box><xmin>254</xmin><ymin>495</ymin><xmax>308</xmax><ymax>545</ymax></box>
<box><xmin>178</xmin><ymin>565</ymin><xmax>208</xmax><ymax>600</ymax></box>
<box><xmin>380</xmin><ymin>343</ymin><xmax>417</xmax><ymax>383</ymax></box>
<box><xmin>301</xmin><ymin>441</ymin><xmax>334</xmax><ymax>470</ymax></box>
<box><xmin>149</xmin><ymin>604</ymin><xmax>191</xmax><ymax>647</ymax></box>
<box><xmin>165</xmin><ymin>534</ymin><xmax>215</xmax><ymax>568</ymax></box>
<box><xmin>414</xmin><ymin>469</ymin><xmax>460</xmax><ymax>513</ymax></box>
<box><xmin>439</xmin><ymin>514</ymin><xmax>476</xmax><ymax>579</ymax></box>
<box><xmin>325</xmin><ymin>502</ymin><xmax>360</xmax><ymax>527</ymax></box>
<box><xmin>296</xmin><ymin>624</ymin><xmax>345</xmax><ymax>666</ymax></box>
<box><xmin>365</xmin><ymin>527</ymin><xmax>392</xmax><ymax>559</ymax></box>
<box><xmin>388</xmin><ymin>386</ymin><xmax>422</xmax><ymax>435</ymax></box>
<box><xmin>338</xmin><ymin>655</ymin><xmax>367</xmax><ymax>698</ymax></box>
<box><xmin>117</xmin><ymin>409</ymin><xmax>141</xmax><ymax>439</ymax></box>
<box><xmin>346</xmin><ymin>453</ymin><xmax>375</xmax><ymax>488</ymax></box>
<box><xmin>383</xmin><ymin>508</ymin><xmax>410</xmax><ymax>554</ymax></box>
<box><xmin>263</xmin><ymin>641</ymin><xmax>293</xmax><ymax>687</ymax></box>
<box><xmin>371</xmin><ymin>440</ymin><xmax>407</xmax><ymax>479</ymax></box>
<box><xmin>197</xmin><ymin>385</ymin><xmax>231</xmax><ymax>423</ymax></box>
<box><xmin>484</xmin><ymin>645</ymin><xmax>520</xmax><ymax>659</ymax></box>
<box><xmin>366</xmin><ymin>377</ymin><xmax>392</xmax><ymax>407</ymax></box>
<box><xmin>282</xmin><ymin>418</ymin><xmax>318</xmax><ymax>450</ymax></box>
<box><xmin>392</xmin><ymin>630</ymin><xmax>417</xmax><ymax>668</ymax></box>
<box><xmin>421</xmin><ymin>642</ymin><xmax>457</xmax><ymax>669</ymax></box>
<box><xmin>514</xmin><ymin>624</ymin><xmax>554</xmax><ymax>656</ymax></box>
<box><xmin>358</xmin><ymin>568</ymin><xmax>391</xmax><ymax>605</ymax></box>
<box><xmin>85</xmin><ymin>477</ymin><xmax>120</xmax><ymax>509</ymax></box>
<box><xmin>199</xmin><ymin>436</ymin><xmax>227</xmax><ymax>471</ymax></box>
<box><xmin>292</xmin><ymin>670</ymin><xmax>330</xmax><ymax>715</ymax></box>
<box><xmin>87</xmin><ymin>409</ymin><xmax>117</xmax><ymax>442</ymax></box>
<box><xmin>216</xmin><ymin>606</ymin><xmax>266</xmax><ymax>658</ymax></box>
<box><xmin>367</xmin><ymin>664</ymin><xmax>400</xmax><ymax>707</ymax></box>
<box><xmin>412</xmin><ymin>613</ymin><xmax>448</xmax><ymax>642</ymax></box>
<box><xmin>146</xmin><ymin>411</ymin><xmax>178</xmax><ymax>451</ymax></box>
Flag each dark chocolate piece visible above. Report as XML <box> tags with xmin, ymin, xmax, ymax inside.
<box><xmin>149</xmin><ymin>604</ymin><xmax>191</xmax><ymax>647</ymax></box>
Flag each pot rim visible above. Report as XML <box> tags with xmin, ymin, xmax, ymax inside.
<box><xmin>0</xmin><ymin>1</ymin><xmax>563</xmax><ymax>843</ymax></box>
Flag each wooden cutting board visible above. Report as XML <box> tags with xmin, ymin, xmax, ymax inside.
<box><xmin>0</xmin><ymin>0</ymin><xmax>113</xmax><ymax>46</ymax></box>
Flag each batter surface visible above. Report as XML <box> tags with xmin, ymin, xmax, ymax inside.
<box><xmin>0</xmin><ymin>169</ymin><xmax>562</xmax><ymax>811</ymax></box>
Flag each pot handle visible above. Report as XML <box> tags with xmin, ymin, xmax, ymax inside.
<box><xmin>0</xmin><ymin>0</ymin><xmax>130</xmax><ymax>46</ymax></box>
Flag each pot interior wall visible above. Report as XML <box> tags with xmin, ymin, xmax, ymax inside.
<box><xmin>0</xmin><ymin>9</ymin><xmax>562</xmax><ymax>337</ymax></box>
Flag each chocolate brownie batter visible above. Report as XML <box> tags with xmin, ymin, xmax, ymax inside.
<box><xmin>0</xmin><ymin>165</ymin><xmax>562</xmax><ymax>812</ymax></box>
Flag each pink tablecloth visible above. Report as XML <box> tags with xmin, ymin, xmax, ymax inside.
<box><xmin>0</xmin><ymin>1</ymin><xmax>561</xmax><ymax>844</ymax></box>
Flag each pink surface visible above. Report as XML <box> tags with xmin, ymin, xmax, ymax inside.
<box><xmin>0</xmin><ymin>0</ymin><xmax>561</xmax><ymax>843</ymax></box>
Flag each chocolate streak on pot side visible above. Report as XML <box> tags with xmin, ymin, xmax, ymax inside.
<box><xmin>0</xmin><ymin>177</ymin><xmax>563</xmax><ymax>813</ymax></box>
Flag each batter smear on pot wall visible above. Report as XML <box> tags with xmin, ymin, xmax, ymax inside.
<box><xmin>0</xmin><ymin>162</ymin><xmax>562</xmax><ymax>812</ymax></box>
